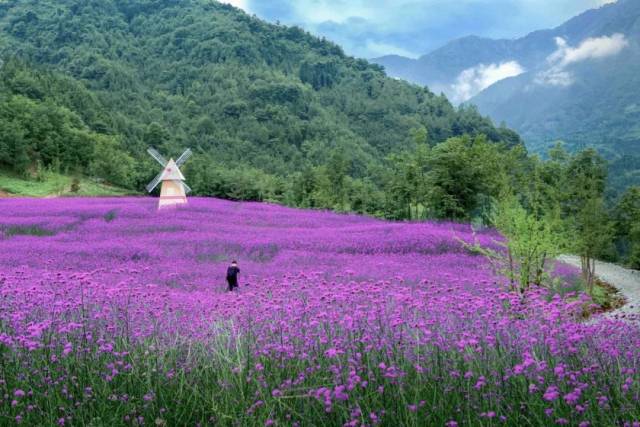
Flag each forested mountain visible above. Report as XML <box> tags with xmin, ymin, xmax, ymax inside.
<box><xmin>0</xmin><ymin>0</ymin><xmax>519</xmax><ymax>214</ymax></box>
<box><xmin>373</xmin><ymin>0</ymin><xmax>640</xmax><ymax>168</ymax></box>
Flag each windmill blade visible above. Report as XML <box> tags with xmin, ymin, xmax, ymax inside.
<box><xmin>146</xmin><ymin>170</ymin><xmax>165</xmax><ymax>193</ymax></box>
<box><xmin>182</xmin><ymin>182</ymin><xmax>192</xmax><ymax>194</ymax></box>
<box><xmin>147</xmin><ymin>147</ymin><xmax>167</xmax><ymax>166</ymax></box>
<box><xmin>175</xmin><ymin>148</ymin><xmax>193</xmax><ymax>167</ymax></box>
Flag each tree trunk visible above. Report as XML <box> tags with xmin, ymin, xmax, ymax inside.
<box><xmin>580</xmin><ymin>255</ymin><xmax>589</xmax><ymax>287</ymax></box>
<box><xmin>588</xmin><ymin>257</ymin><xmax>596</xmax><ymax>295</ymax></box>
<box><xmin>581</xmin><ymin>255</ymin><xmax>596</xmax><ymax>295</ymax></box>
<box><xmin>508</xmin><ymin>248</ymin><xmax>515</xmax><ymax>292</ymax></box>
<box><xmin>534</xmin><ymin>252</ymin><xmax>547</xmax><ymax>286</ymax></box>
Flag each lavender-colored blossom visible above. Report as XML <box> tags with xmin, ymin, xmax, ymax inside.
<box><xmin>0</xmin><ymin>197</ymin><xmax>639</xmax><ymax>425</ymax></box>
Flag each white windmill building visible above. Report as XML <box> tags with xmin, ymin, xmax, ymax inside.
<box><xmin>146</xmin><ymin>148</ymin><xmax>193</xmax><ymax>209</ymax></box>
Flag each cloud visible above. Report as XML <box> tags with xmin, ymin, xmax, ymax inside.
<box><xmin>550</xmin><ymin>33</ymin><xmax>628</xmax><ymax>67</ymax></box>
<box><xmin>534</xmin><ymin>69</ymin><xmax>575</xmax><ymax>87</ymax></box>
<box><xmin>536</xmin><ymin>33</ymin><xmax>628</xmax><ymax>86</ymax></box>
<box><xmin>451</xmin><ymin>61</ymin><xmax>525</xmax><ymax>103</ymax></box>
<box><xmin>220</xmin><ymin>0</ymin><xmax>250</xmax><ymax>12</ymax></box>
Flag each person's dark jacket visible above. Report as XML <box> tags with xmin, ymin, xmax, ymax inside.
<box><xmin>226</xmin><ymin>266</ymin><xmax>240</xmax><ymax>285</ymax></box>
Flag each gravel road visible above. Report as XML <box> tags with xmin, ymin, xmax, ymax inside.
<box><xmin>559</xmin><ymin>255</ymin><xmax>640</xmax><ymax>322</ymax></box>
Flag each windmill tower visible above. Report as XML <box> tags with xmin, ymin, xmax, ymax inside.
<box><xmin>146</xmin><ymin>148</ymin><xmax>193</xmax><ymax>209</ymax></box>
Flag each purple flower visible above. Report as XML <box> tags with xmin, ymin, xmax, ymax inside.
<box><xmin>543</xmin><ymin>386</ymin><xmax>560</xmax><ymax>402</ymax></box>
<box><xmin>324</xmin><ymin>348</ymin><xmax>340</xmax><ymax>358</ymax></box>
<box><xmin>1</xmin><ymin>197</ymin><xmax>640</xmax><ymax>424</ymax></box>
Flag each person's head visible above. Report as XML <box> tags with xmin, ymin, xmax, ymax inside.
<box><xmin>231</xmin><ymin>260</ymin><xmax>237</xmax><ymax>266</ymax></box>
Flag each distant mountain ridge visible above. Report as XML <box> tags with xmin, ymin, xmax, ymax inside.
<box><xmin>373</xmin><ymin>0</ymin><xmax>640</xmax><ymax>159</ymax></box>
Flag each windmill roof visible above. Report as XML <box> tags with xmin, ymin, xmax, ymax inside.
<box><xmin>160</xmin><ymin>159</ymin><xmax>186</xmax><ymax>181</ymax></box>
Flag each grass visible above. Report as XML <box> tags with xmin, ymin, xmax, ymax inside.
<box><xmin>103</xmin><ymin>210</ymin><xmax>119</xmax><ymax>222</ymax></box>
<box><xmin>1</xmin><ymin>225</ymin><xmax>56</xmax><ymax>237</ymax></box>
<box><xmin>590</xmin><ymin>279</ymin><xmax>627</xmax><ymax>311</ymax></box>
<box><xmin>550</xmin><ymin>273</ymin><xmax>625</xmax><ymax>318</ymax></box>
<box><xmin>2</xmin><ymin>331</ymin><xmax>639</xmax><ymax>426</ymax></box>
<box><xmin>0</xmin><ymin>170</ymin><xmax>135</xmax><ymax>197</ymax></box>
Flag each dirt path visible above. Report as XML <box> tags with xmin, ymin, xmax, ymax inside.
<box><xmin>559</xmin><ymin>255</ymin><xmax>640</xmax><ymax>322</ymax></box>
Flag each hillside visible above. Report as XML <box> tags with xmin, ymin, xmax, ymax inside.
<box><xmin>0</xmin><ymin>0</ymin><xmax>518</xmax><ymax>210</ymax></box>
<box><xmin>373</xmin><ymin>0</ymin><xmax>640</xmax><ymax>168</ymax></box>
<box><xmin>0</xmin><ymin>169</ymin><xmax>134</xmax><ymax>197</ymax></box>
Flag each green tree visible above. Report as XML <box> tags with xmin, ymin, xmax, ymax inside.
<box><xmin>615</xmin><ymin>186</ymin><xmax>640</xmax><ymax>268</ymax></box>
<box><xmin>425</xmin><ymin>135</ymin><xmax>511</xmax><ymax>221</ymax></box>
<box><xmin>490</xmin><ymin>192</ymin><xmax>564</xmax><ymax>293</ymax></box>
<box><xmin>572</xmin><ymin>197</ymin><xmax>614</xmax><ymax>293</ymax></box>
<box><xmin>561</xmin><ymin>148</ymin><xmax>614</xmax><ymax>293</ymax></box>
<box><xmin>384</xmin><ymin>151</ymin><xmax>418</xmax><ymax>219</ymax></box>
<box><xmin>89</xmin><ymin>136</ymin><xmax>136</xmax><ymax>188</ymax></box>
<box><xmin>325</xmin><ymin>148</ymin><xmax>350</xmax><ymax>209</ymax></box>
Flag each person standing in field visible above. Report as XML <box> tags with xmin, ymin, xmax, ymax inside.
<box><xmin>226</xmin><ymin>260</ymin><xmax>240</xmax><ymax>291</ymax></box>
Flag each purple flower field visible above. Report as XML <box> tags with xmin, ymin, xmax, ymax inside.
<box><xmin>1</xmin><ymin>197</ymin><xmax>639</xmax><ymax>426</ymax></box>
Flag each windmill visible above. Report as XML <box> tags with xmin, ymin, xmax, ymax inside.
<box><xmin>146</xmin><ymin>148</ymin><xmax>193</xmax><ymax>209</ymax></box>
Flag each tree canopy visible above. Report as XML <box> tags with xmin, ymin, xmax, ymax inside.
<box><xmin>0</xmin><ymin>0</ymin><xmax>519</xmax><ymax>212</ymax></box>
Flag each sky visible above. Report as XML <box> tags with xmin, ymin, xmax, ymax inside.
<box><xmin>221</xmin><ymin>0</ymin><xmax>617</xmax><ymax>59</ymax></box>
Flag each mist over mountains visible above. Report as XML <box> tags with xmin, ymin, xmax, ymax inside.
<box><xmin>373</xmin><ymin>0</ymin><xmax>640</xmax><ymax>159</ymax></box>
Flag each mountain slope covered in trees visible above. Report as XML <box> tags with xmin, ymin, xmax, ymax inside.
<box><xmin>0</xmin><ymin>0</ymin><xmax>519</xmax><ymax>214</ymax></box>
